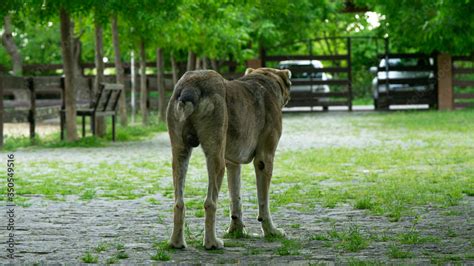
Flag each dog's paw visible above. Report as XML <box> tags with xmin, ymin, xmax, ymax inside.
<box><xmin>263</xmin><ymin>226</ymin><xmax>286</xmax><ymax>238</ymax></box>
<box><xmin>204</xmin><ymin>237</ymin><xmax>224</xmax><ymax>250</ymax></box>
<box><xmin>169</xmin><ymin>237</ymin><xmax>187</xmax><ymax>249</ymax></box>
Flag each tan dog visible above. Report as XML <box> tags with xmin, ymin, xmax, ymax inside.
<box><xmin>166</xmin><ymin>67</ymin><xmax>291</xmax><ymax>249</ymax></box>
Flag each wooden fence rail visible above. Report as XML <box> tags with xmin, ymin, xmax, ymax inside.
<box><xmin>452</xmin><ymin>55</ymin><xmax>474</xmax><ymax>109</ymax></box>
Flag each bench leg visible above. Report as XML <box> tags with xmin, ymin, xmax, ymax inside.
<box><xmin>91</xmin><ymin>115</ymin><xmax>96</xmax><ymax>136</ymax></box>
<box><xmin>112</xmin><ymin>115</ymin><xmax>116</xmax><ymax>142</ymax></box>
<box><xmin>82</xmin><ymin>115</ymin><xmax>85</xmax><ymax>137</ymax></box>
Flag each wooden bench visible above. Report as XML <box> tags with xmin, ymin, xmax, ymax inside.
<box><xmin>60</xmin><ymin>83</ymin><xmax>122</xmax><ymax>141</ymax></box>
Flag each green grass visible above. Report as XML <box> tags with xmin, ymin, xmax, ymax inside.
<box><xmin>290</xmin><ymin>223</ymin><xmax>301</xmax><ymax>229</ymax></box>
<box><xmin>81</xmin><ymin>252</ymin><xmax>98</xmax><ymax>263</ymax></box>
<box><xmin>150</xmin><ymin>240</ymin><xmax>174</xmax><ymax>261</ymax></box>
<box><xmin>223</xmin><ymin>229</ymin><xmax>250</xmax><ymax>239</ymax></box>
<box><xmin>270</xmin><ymin>111</ymin><xmax>474</xmax><ymax>219</ymax></box>
<box><xmin>115</xmin><ymin>250</ymin><xmax>129</xmax><ymax>259</ymax></box>
<box><xmin>310</xmin><ymin>233</ymin><xmax>330</xmax><ymax>241</ymax></box>
<box><xmin>275</xmin><ymin>238</ymin><xmax>301</xmax><ymax>256</ymax></box>
<box><xmin>2</xmin><ymin>113</ymin><xmax>167</xmax><ymax>151</ymax></box>
<box><xmin>352</xmin><ymin>97</ymin><xmax>373</xmax><ymax>106</ymax></box>
<box><xmin>328</xmin><ymin>225</ymin><xmax>369</xmax><ymax>252</ymax></box>
<box><xmin>4</xmin><ymin>110</ymin><xmax>473</xmax><ymax>230</ymax></box>
<box><xmin>387</xmin><ymin>244</ymin><xmax>413</xmax><ymax>259</ymax></box>
<box><xmin>94</xmin><ymin>242</ymin><xmax>110</xmax><ymax>253</ymax></box>
<box><xmin>105</xmin><ymin>257</ymin><xmax>119</xmax><ymax>264</ymax></box>
<box><xmin>310</xmin><ymin>225</ymin><xmax>369</xmax><ymax>252</ymax></box>
<box><xmin>115</xmin><ymin>243</ymin><xmax>125</xmax><ymax>250</ymax></box>
<box><xmin>398</xmin><ymin>230</ymin><xmax>439</xmax><ymax>244</ymax></box>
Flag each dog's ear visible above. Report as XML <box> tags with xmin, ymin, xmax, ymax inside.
<box><xmin>277</xmin><ymin>69</ymin><xmax>292</xmax><ymax>86</ymax></box>
<box><xmin>244</xmin><ymin>68</ymin><xmax>255</xmax><ymax>76</ymax></box>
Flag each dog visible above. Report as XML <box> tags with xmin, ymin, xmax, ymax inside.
<box><xmin>166</xmin><ymin>67</ymin><xmax>291</xmax><ymax>249</ymax></box>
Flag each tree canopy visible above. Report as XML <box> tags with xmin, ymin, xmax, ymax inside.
<box><xmin>1</xmin><ymin>0</ymin><xmax>473</xmax><ymax>73</ymax></box>
<box><xmin>358</xmin><ymin>0</ymin><xmax>474</xmax><ymax>54</ymax></box>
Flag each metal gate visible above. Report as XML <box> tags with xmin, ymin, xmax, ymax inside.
<box><xmin>373</xmin><ymin>53</ymin><xmax>438</xmax><ymax>109</ymax></box>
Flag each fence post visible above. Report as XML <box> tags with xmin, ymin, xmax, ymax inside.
<box><xmin>27</xmin><ymin>77</ymin><xmax>36</xmax><ymax>140</ymax></box>
<box><xmin>0</xmin><ymin>77</ymin><xmax>3</xmax><ymax>148</ymax></box>
<box><xmin>60</xmin><ymin>77</ymin><xmax>65</xmax><ymax>140</ymax></box>
<box><xmin>437</xmin><ymin>53</ymin><xmax>454</xmax><ymax>110</ymax></box>
<box><xmin>347</xmin><ymin>37</ymin><xmax>353</xmax><ymax>111</ymax></box>
<box><xmin>259</xmin><ymin>45</ymin><xmax>266</xmax><ymax>67</ymax></box>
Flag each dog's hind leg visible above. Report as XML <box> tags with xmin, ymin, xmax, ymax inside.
<box><xmin>225</xmin><ymin>161</ymin><xmax>247</xmax><ymax>237</ymax></box>
<box><xmin>169</xmin><ymin>145</ymin><xmax>192</xmax><ymax>249</ymax></box>
<box><xmin>202</xmin><ymin>143</ymin><xmax>226</xmax><ymax>249</ymax></box>
<box><xmin>254</xmin><ymin>147</ymin><xmax>286</xmax><ymax>238</ymax></box>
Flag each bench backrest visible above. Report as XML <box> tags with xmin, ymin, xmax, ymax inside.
<box><xmin>94</xmin><ymin>83</ymin><xmax>123</xmax><ymax>113</ymax></box>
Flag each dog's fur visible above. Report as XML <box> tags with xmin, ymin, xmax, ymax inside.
<box><xmin>166</xmin><ymin>67</ymin><xmax>291</xmax><ymax>249</ymax></box>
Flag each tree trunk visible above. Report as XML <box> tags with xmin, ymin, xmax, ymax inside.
<box><xmin>202</xmin><ymin>57</ymin><xmax>208</xmax><ymax>69</ymax></box>
<box><xmin>111</xmin><ymin>15</ymin><xmax>127</xmax><ymax>126</ymax></box>
<box><xmin>72</xmin><ymin>35</ymin><xmax>83</xmax><ymax>78</ymax></box>
<box><xmin>139</xmin><ymin>40</ymin><xmax>148</xmax><ymax>125</ymax></box>
<box><xmin>59</xmin><ymin>8</ymin><xmax>78</xmax><ymax>141</ymax></box>
<box><xmin>130</xmin><ymin>50</ymin><xmax>137</xmax><ymax>123</ymax></box>
<box><xmin>94</xmin><ymin>20</ymin><xmax>106</xmax><ymax>137</ymax></box>
<box><xmin>195</xmin><ymin>57</ymin><xmax>201</xmax><ymax>70</ymax></box>
<box><xmin>210</xmin><ymin>59</ymin><xmax>218</xmax><ymax>71</ymax></box>
<box><xmin>1</xmin><ymin>15</ymin><xmax>22</xmax><ymax>76</ymax></box>
<box><xmin>71</xmin><ymin>20</ymin><xmax>83</xmax><ymax>79</ymax></box>
<box><xmin>156</xmin><ymin>48</ymin><xmax>166</xmax><ymax>122</ymax></box>
<box><xmin>170</xmin><ymin>51</ymin><xmax>178</xmax><ymax>86</ymax></box>
<box><xmin>186</xmin><ymin>50</ymin><xmax>196</xmax><ymax>71</ymax></box>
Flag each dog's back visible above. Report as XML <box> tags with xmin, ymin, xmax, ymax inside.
<box><xmin>167</xmin><ymin>69</ymin><xmax>288</xmax><ymax>164</ymax></box>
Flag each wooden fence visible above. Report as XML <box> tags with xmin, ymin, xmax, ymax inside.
<box><xmin>374</xmin><ymin>53</ymin><xmax>438</xmax><ymax>109</ymax></box>
<box><xmin>0</xmin><ymin>74</ymin><xmax>179</xmax><ymax>139</ymax></box>
<box><xmin>262</xmin><ymin>37</ymin><xmax>353</xmax><ymax>111</ymax></box>
<box><xmin>452</xmin><ymin>55</ymin><xmax>474</xmax><ymax>109</ymax></box>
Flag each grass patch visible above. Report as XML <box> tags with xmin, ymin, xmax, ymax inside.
<box><xmin>332</xmin><ymin>225</ymin><xmax>369</xmax><ymax>252</ymax></box>
<box><xmin>115</xmin><ymin>242</ymin><xmax>125</xmax><ymax>251</ymax></box>
<box><xmin>94</xmin><ymin>242</ymin><xmax>110</xmax><ymax>253</ymax></box>
<box><xmin>81</xmin><ymin>252</ymin><xmax>98</xmax><ymax>263</ymax></box>
<box><xmin>354</xmin><ymin>196</ymin><xmax>374</xmax><ymax>210</ymax></box>
<box><xmin>398</xmin><ymin>230</ymin><xmax>439</xmax><ymax>245</ymax></box>
<box><xmin>312</xmin><ymin>225</ymin><xmax>369</xmax><ymax>252</ymax></box>
<box><xmin>271</xmin><ymin>140</ymin><xmax>473</xmax><ymax>220</ymax></box>
<box><xmin>2</xmin><ymin>113</ymin><xmax>167</xmax><ymax>151</ymax></box>
<box><xmin>275</xmin><ymin>238</ymin><xmax>301</xmax><ymax>256</ymax></box>
<box><xmin>310</xmin><ymin>233</ymin><xmax>330</xmax><ymax>241</ymax></box>
<box><xmin>115</xmin><ymin>250</ymin><xmax>129</xmax><ymax>259</ymax></box>
<box><xmin>223</xmin><ymin>230</ymin><xmax>250</xmax><ymax>239</ymax></box>
<box><xmin>290</xmin><ymin>223</ymin><xmax>301</xmax><ymax>229</ymax></box>
<box><xmin>387</xmin><ymin>244</ymin><xmax>413</xmax><ymax>259</ymax></box>
<box><xmin>151</xmin><ymin>241</ymin><xmax>174</xmax><ymax>261</ymax></box>
<box><xmin>105</xmin><ymin>257</ymin><xmax>119</xmax><ymax>264</ymax></box>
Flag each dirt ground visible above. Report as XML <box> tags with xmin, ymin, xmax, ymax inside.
<box><xmin>1</xmin><ymin>112</ymin><xmax>473</xmax><ymax>264</ymax></box>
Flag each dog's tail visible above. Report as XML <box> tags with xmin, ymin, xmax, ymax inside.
<box><xmin>175</xmin><ymin>87</ymin><xmax>200</xmax><ymax>122</ymax></box>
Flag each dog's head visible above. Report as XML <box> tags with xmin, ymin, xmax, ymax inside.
<box><xmin>244</xmin><ymin>67</ymin><xmax>291</xmax><ymax>106</ymax></box>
